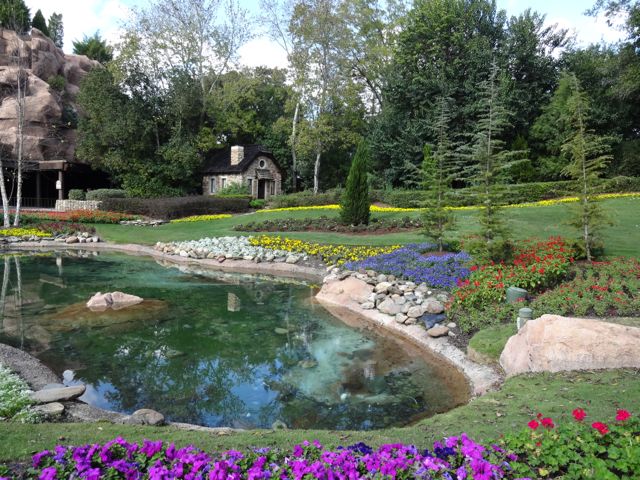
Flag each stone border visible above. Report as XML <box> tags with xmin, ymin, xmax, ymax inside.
<box><xmin>0</xmin><ymin>240</ymin><xmax>502</xmax><ymax>429</ymax></box>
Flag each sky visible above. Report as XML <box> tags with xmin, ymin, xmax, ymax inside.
<box><xmin>24</xmin><ymin>0</ymin><xmax>627</xmax><ymax>68</ymax></box>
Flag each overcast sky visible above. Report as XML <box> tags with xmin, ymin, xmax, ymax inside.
<box><xmin>25</xmin><ymin>0</ymin><xmax>627</xmax><ymax>68</ymax></box>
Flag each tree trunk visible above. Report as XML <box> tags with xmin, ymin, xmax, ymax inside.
<box><xmin>12</xmin><ymin>62</ymin><xmax>25</xmax><ymax>227</ymax></box>
<box><xmin>0</xmin><ymin>157</ymin><xmax>11</xmax><ymax>228</ymax></box>
<box><xmin>290</xmin><ymin>99</ymin><xmax>300</xmax><ymax>192</ymax></box>
<box><xmin>313</xmin><ymin>149</ymin><xmax>321</xmax><ymax>195</ymax></box>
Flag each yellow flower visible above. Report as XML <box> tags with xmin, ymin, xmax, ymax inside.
<box><xmin>171</xmin><ymin>214</ymin><xmax>232</xmax><ymax>223</ymax></box>
<box><xmin>0</xmin><ymin>227</ymin><xmax>50</xmax><ymax>237</ymax></box>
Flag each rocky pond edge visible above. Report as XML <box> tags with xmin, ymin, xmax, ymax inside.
<box><xmin>0</xmin><ymin>240</ymin><xmax>503</xmax><ymax>430</ymax></box>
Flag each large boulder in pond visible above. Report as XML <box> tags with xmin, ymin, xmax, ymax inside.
<box><xmin>320</xmin><ymin>277</ymin><xmax>373</xmax><ymax>305</ymax></box>
<box><xmin>500</xmin><ymin>314</ymin><xmax>640</xmax><ymax>377</ymax></box>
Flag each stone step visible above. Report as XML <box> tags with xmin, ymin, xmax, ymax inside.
<box><xmin>30</xmin><ymin>385</ymin><xmax>86</xmax><ymax>404</ymax></box>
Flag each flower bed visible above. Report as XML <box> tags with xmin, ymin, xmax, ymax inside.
<box><xmin>248</xmin><ymin>236</ymin><xmax>400</xmax><ymax>266</ymax></box>
<box><xmin>0</xmin><ymin>364</ymin><xmax>38</xmax><ymax>423</ymax></box>
<box><xmin>345</xmin><ymin>243</ymin><xmax>471</xmax><ymax>289</ymax></box>
<box><xmin>16</xmin><ymin>408</ymin><xmax>640</xmax><ymax>479</ymax></box>
<box><xmin>36</xmin><ymin>222</ymin><xmax>96</xmax><ymax>236</ymax></box>
<box><xmin>235</xmin><ymin>216</ymin><xmax>423</xmax><ymax>233</ymax></box>
<box><xmin>170</xmin><ymin>214</ymin><xmax>232</xmax><ymax>223</ymax></box>
<box><xmin>0</xmin><ymin>228</ymin><xmax>50</xmax><ymax>238</ymax></box>
<box><xmin>20</xmin><ymin>210</ymin><xmax>135</xmax><ymax>225</ymax></box>
<box><xmin>531</xmin><ymin>258</ymin><xmax>640</xmax><ymax>317</ymax></box>
<box><xmin>448</xmin><ymin>238</ymin><xmax>575</xmax><ymax>332</ymax></box>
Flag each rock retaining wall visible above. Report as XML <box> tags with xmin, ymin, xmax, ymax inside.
<box><xmin>55</xmin><ymin>200</ymin><xmax>102</xmax><ymax>211</ymax></box>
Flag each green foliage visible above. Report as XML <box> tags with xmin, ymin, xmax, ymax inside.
<box><xmin>421</xmin><ymin>97</ymin><xmax>457</xmax><ymax>251</ymax></box>
<box><xmin>85</xmin><ymin>189</ymin><xmax>126</xmax><ymax>201</ymax></box>
<box><xmin>47</xmin><ymin>75</ymin><xmax>66</xmax><ymax>93</ymax></box>
<box><xmin>560</xmin><ymin>73</ymin><xmax>614</xmax><ymax>261</ymax></box>
<box><xmin>215</xmin><ymin>183</ymin><xmax>250</xmax><ymax>196</ymax></box>
<box><xmin>249</xmin><ymin>199</ymin><xmax>265</xmax><ymax>209</ymax></box>
<box><xmin>468</xmin><ymin>323</ymin><xmax>516</xmax><ymax>361</ymax></box>
<box><xmin>30</xmin><ymin>9</ymin><xmax>48</xmax><ymax>36</ymax></box>
<box><xmin>503</xmin><ymin>410</ymin><xmax>640</xmax><ymax>479</ymax></box>
<box><xmin>0</xmin><ymin>0</ymin><xmax>30</xmax><ymax>33</ymax></box>
<box><xmin>269</xmin><ymin>189</ymin><xmax>344</xmax><ymax>208</ymax></box>
<box><xmin>0</xmin><ymin>364</ymin><xmax>39</xmax><ymax>423</ymax></box>
<box><xmin>68</xmin><ymin>189</ymin><xmax>85</xmax><ymax>201</ymax></box>
<box><xmin>47</xmin><ymin>12</ymin><xmax>63</xmax><ymax>49</ymax></box>
<box><xmin>340</xmin><ymin>141</ymin><xmax>370</xmax><ymax>225</ymax></box>
<box><xmin>72</xmin><ymin>32</ymin><xmax>113</xmax><ymax>63</ymax></box>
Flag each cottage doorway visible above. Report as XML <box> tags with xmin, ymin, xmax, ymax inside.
<box><xmin>257</xmin><ymin>179</ymin><xmax>267</xmax><ymax>199</ymax></box>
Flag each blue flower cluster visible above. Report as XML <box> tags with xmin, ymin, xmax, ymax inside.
<box><xmin>346</xmin><ymin>243</ymin><xmax>472</xmax><ymax>288</ymax></box>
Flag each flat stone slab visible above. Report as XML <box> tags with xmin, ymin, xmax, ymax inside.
<box><xmin>31</xmin><ymin>385</ymin><xmax>85</xmax><ymax>404</ymax></box>
<box><xmin>500</xmin><ymin>314</ymin><xmax>640</xmax><ymax>377</ymax></box>
<box><xmin>33</xmin><ymin>402</ymin><xmax>65</xmax><ymax>417</ymax></box>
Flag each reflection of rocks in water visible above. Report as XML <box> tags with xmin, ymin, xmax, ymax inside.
<box><xmin>227</xmin><ymin>293</ymin><xmax>241</xmax><ymax>312</ymax></box>
<box><xmin>41</xmin><ymin>300</ymin><xmax>168</xmax><ymax>332</ymax></box>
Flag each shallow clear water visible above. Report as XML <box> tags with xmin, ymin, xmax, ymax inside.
<box><xmin>0</xmin><ymin>252</ymin><xmax>467</xmax><ymax>430</ymax></box>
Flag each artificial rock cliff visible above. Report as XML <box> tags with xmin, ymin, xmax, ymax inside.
<box><xmin>0</xmin><ymin>27</ymin><xmax>98</xmax><ymax>163</ymax></box>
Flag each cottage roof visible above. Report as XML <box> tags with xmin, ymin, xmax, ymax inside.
<box><xmin>202</xmin><ymin>145</ymin><xmax>280</xmax><ymax>174</ymax></box>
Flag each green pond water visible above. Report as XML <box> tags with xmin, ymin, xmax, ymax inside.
<box><xmin>0</xmin><ymin>252</ymin><xmax>468</xmax><ymax>430</ymax></box>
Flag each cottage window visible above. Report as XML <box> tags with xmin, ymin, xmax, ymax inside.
<box><xmin>270</xmin><ymin>181</ymin><xmax>275</xmax><ymax>195</ymax></box>
<box><xmin>259</xmin><ymin>159</ymin><xmax>266</xmax><ymax>169</ymax></box>
<box><xmin>221</xmin><ymin>178</ymin><xmax>227</xmax><ymax>189</ymax></box>
<box><xmin>209</xmin><ymin>178</ymin><xmax>216</xmax><ymax>194</ymax></box>
<box><xmin>247</xmin><ymin>178</ymin><xmax>253</xmax><ymax>191</ymax></box>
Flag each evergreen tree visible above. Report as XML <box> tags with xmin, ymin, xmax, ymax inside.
<box><xmin>421</xmin><ymin>96</ymin><xmax>456</xmax><ymax>251</ymax></box>
<box><xmin>0</xmin><ymin>0</ymin><xmax>30</xmax><ymax>33</ymax></box>
<box><xmin>465</xmin><ymin>61</ymin><xmax>522</xmax><ymax>261</ymax></box>
<box><xmin>73</xmin><ymin>32</ymin><xmax>113</xmax><ymax>63</ymax></box>
<box><xmin>561</xmin><ymin>73</ymin><xmax>613</xmax><ymax>261</ymax></box>
<box><xmin>48</xmin><ymin>13</ymin><xmax>64</xmax><ymax>48</ymax></box>
<box><xmin>340</xmin><ymin>141</ymin><xmax>370</xmax><ymax>225</ymax></box>
<box><xmin>31</xmin><ymin>9</ymin><xmax>49</xmax><ymax>37</ymax></box>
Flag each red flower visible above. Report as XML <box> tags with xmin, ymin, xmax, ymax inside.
<box><xmin>538</xmin><ymin>268</ymin><xmax>545</xmax><ymax>274</ymax></box>
<box><xmin>535</xmin><ymin>441</ymin><xmax>542</xmax><ymax>447</ymax></box>
<box><xmin>528</xmin><ymin>420</ymin><xmax>540</xmax><ymax>430</ymax></box>
<box><xmin>541</xmin><ymin>417</ymin><xmax>554</xmax><ymax>428</ymax></box>
<box><xmin>616</xmin><ymin>409</ymin><xmax>631</xmax><ymax>422</ymax></box>
<box><xmin>592</xmin><ymin>422</ymin><xmax>609</xmax><ymax>435</ymax></box>
<box><xmin>470</xmin><ymin>265</ymin><xmax>478</xmax><ymax>271</ymax></box>
<box><xmin>572</xmin><ymin>408</ymin><xmax>586</xmax><ymax>421</ymax></box>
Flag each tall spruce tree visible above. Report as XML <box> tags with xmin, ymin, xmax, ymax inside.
<box><xmin>0</xmin><ymin>0</ymin><xmax>30</xmax><ymax>33</ymax></box>
<box><xmin>31</xmin><ymin>9</ymin><xmax>49</xmax><ymax>36</ymax></box>
<box><xmin>465</xmin><ymin>61</ymin><xmax>521</xmax><ymax>261</ymax></box>
<box><xmin>421</xmin><ymin>96</ymin><xmax>456</xmax><ymax>251</ymax></box>
<box><xmin>560</xmin><ymin>73</ymin><xmax>613</xmax><ymax>261</ymax></box>
<box><xmin>340</xmin><ymin>141</ymin><xmax>370</xmax><ymax>225</ymax></box>
<box><xmin>48</xmin><ymin>13</ymin><xmax>64</xmax><ymax>48</ymax></box>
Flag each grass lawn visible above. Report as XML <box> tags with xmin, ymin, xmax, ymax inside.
<box><xmin>94</xmin><ymin>198</ymin><xmax>640</xmax><ymax>257</ymax></box>
<box><xmin>1</xmin><ymin>369</ymin><xmax>639</xmax><ymax>461</ymax></box>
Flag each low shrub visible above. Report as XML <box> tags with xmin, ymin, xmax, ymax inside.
<box><xmin>502</xmin><ymin>408</ymin><xmax>640</xmax><ymax>479</ymax></box>
<box><xmin>0</xmin><ymin>364</ymin><xmax>39</xmax><ymax>423</ymax></box>
<box><xmin>531</xmin><ymin>258</ymin><xmax>640</xmax><ymax>317</ymax></box>
<box><xmin>249</xmin><ymin>199</ymin><xmax>266</xmax><ymax>209</ymax></box>
<box><xmin>268</xmin><ymin>188</ymin><xmax>344</xmax><ymax>208</ymax></box>
<box><xmin>36</xmin><ymin>222</ymin><xmax>95</xmax><ymax>236</ymax></box>
<box><xmin>47</xmin><ymin>75</ymin><xmax>66</xmax><ymax>93</ymax></box>
<box><xmin>101</xmin><ymin>196</ymin><xmax>251</xmax><ymax>220</ymax></box>
<box><xmin>248</xmin><ymin>235</ymin><xmax>400</xmax><ymax>266</ymax></box>
<box><xmin>345</xmin><ymin>243</ymin><xmax>471</xmax><ymax>288</ymax></box>
<box><xmin>234</xmin><ymin>216</ymin><xmax>423</xmax><ymax>233</ymax></box>
<box><xmin>67</xmin><ymin>189</ymin><xmax>85</xmax><ymax>201</ymax></box>
<box><xmin>86</xmin><ymin>189</ymin><xmax>127</xmax><ymax>201</ymax></box>
<box><xmin>20</xmin><ymin>210</ymin><xmax>134</xmax><ymax>225</ymax></box>
<box><xmin>214</xmin><ymin>183</ymin><xmax>250</xmax><ymax>196</ymax></box>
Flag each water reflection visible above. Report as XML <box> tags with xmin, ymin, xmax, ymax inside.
<box><xmin>0</xmin><ymin>252</ymin><xmax>467</xmax><ymax>430</ymax></box>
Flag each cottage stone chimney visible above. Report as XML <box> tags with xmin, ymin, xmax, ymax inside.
<box><xmin>230</xmin><ymin>145</ymin><xmax>244</xmax><ymax>166</ymax></box>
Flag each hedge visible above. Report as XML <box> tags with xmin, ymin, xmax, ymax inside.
<box><xmin>86</xmin><ymin>189</ymin><xmax>127</xmax><ymax>201</ymax></box>
<box><xmin>268</xmin><ymin>188</ymin><xmax>343</xmax><ymax>208</ymax></box>
<box><xmin>67</xmin><ymin>189</ymin><xmax>85</xmax><ymax>200</ymax></box>
<box><xmin>100</xmin><ymin>196</ymin><xmax>251</xmax><ymax>220</ymax></box>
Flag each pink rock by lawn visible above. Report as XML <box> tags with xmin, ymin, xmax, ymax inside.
<box><xmin>500</xmin><ymin>314</ymin><xmax>640</xmax><ymax>377</ymax></box>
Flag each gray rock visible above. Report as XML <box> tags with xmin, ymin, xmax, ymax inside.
<box><xmin>427</xmin><ymin>326</ymin><xmax>449</xmax><ymax>338</ymax></box>
<box><xmin>394</xmin><ymin>313</ymin><xmax>408</xmax><ymax>324</ymax></box>
<box><xmin>423</xmin><ymin>298</ymin><xmax>445</xmax><ymax>314</ymax></box>
<box><xmin>110</xmin><ymin>291</ymin><xmax>144</xmax><ymax>309</ymax></box>
<box><xmin>65</xmin><ymin>236</ymin><xmax>78</xmax><ymax>244</ymax></box>
<box><xmin>405</xmin><ymin>316</ymin><xmax>418</xmax><ymax>325</ymax></box>
<box><xmin>285</xmin><ymin>255</ymin><xmax>299</xmax><ymax>264</ymax></box>
<box><xmin>447</xmin><ymin>322</ymin><xmax>457</xmax><ymax>329</ymax></box>
<box><xmin>31</xmin><ymin>385</ymin><xmax>85</xmax><ymax>404</ymax></box>
<box><xmin>436</xmin><ymin>293</ymin><xmax>450</xmax><ymax>303</ymax></box>
<box><xmin>33</xmin><ymin>402</ymin><xmax>65</xmax><ymax>417</ymax></box>
<box><xmin>407</xmin><ymin>305</ymin><xmax>425</xmax><ymax>318</ymax></box>
<box><xmin>360</xmin><ymin>301</ymin><xmax>375</xmax><ymax>310</ymax></box>
<box><xmin>376</xmin><ymin>274</ymin><xmax>388</xmax><ymax>283</ymax></box>
<box><xmin>374</xmin><ymin>281</ymin><xmax>392</xmax><ymax>293</ymax></box>
<box><xmin>420</xmin><ymin>313</ymin><xmax>447</xmax><ymax>329</ymax></box>
<box><xmin>125</xmin><ymin>408</ymin><xmax>165</xmax><ymax>426</ymax></box>
<box><xmin>377</xmin><ymin>298</ymin><xmax>402</xmax><ymax>315</ymax></box>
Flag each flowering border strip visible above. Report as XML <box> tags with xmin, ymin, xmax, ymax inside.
<box><xmin>170</xmin><ymin>214</ymin><xmax>233</xmax><ymax>223</ymax></box>
<box><xmin>0</xmin><ymin>227</ymin><xmax>50</xmax><ymax>238</ymax></box>
<box><xmin>256</xmin><ymin>192</ymin><xmax>640</xmax><ymax>214</ymax></box>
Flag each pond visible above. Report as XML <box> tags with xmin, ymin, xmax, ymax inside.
<box><xmin>0</xmin><ymin>252</ymin><xmax>468</xmax><ymax>430</ymax></box>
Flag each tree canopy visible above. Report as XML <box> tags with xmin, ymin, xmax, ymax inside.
<box><xmin>73</xmin><ymin>32</ymin><xmax>113</xmax><ymax>63</ymax></box>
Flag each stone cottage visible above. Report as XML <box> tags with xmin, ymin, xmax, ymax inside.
<box><xmin>202</xmin><ymin>145</ymin><xmax>283</xmax><ymax>199</ymax></box>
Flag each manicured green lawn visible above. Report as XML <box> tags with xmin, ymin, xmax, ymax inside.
<box><xmin>95</xmin><ymin>198</ymin><xmax>640</xmax><ymax>257</ymax></box>
<box><xmin>468</xmin><ymin>324</ymin><xmax>517</xmax><ymax>361</ymax></box>
<box><xmin>1</xmin><ymin>369</ymin><xmax>639</xmax><ymax>461</ymax></box>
